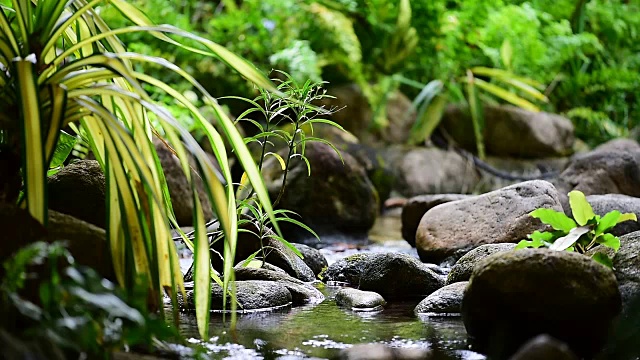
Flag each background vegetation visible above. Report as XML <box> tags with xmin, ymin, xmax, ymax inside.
<box><xmin>102</xmin><ymin>0</ymin><xmax>640</xmax><ymax>147</ymax></box>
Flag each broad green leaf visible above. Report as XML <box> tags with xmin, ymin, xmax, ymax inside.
<box><xmin>529</xmin><ymin>208</ymin><xmax>576</xmax><ymax>232</ymax></box>
<box><xmin>596</xmin><ymin>233</ymin><xmax>621</xmax><ymax>252</ymax></box>
<box><xmin>516</xmin><ymin>239</ymin><xmax>543</xmax><ymax>249</ymax></box>
<box><xmin>595</xmin><ymin>210</ymin><xmax>621</xmax><ymax>236</ymax></box>
<box><xmin>528</xmin><ymin>230</ymin><xmax>558</xmax><ymax>243</ymax></box>
<box><xmin>569</xmin><ymin>191</ymin><xmax>596</xmax><ymax>226</ymax></box>
<box><xmin>48</xmin><ymin>131</ymin><xmax>76</xmax><ymax>169</ymax></box>
<box><xmin>592</xmin><ymin>252</ymin><xmax>614</xmax><ymax>268</ymax></box>
<box><xmin>618</xmin><ymin>213</ymin><xmax>638</xmax><ymax>224</ymax></box>
<box><xmin>549</xmin><ymin>226</ymin><xmax>590</xmax><ymax>251</ymax></box>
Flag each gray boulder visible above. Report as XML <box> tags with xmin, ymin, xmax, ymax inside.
<box><xmin>154</xmin><ymin>138</ymin><xmax>214</xmax><ymax>226</ymax></box>
<box><xmin>415</xmin><ymin>281</ymin><xmax>467</xmax><ymax>315</ymax></box>
<box><xmin>382</xmin><ymin>146</ymin><xmax>481</xmax><ymax>197</ymax></box>
<box><xmin>441</xmin><ymin>105</ymin><xmax>574</xmax><ymax>158</ymax></box>
<box><xmin>293</xmin><ymin>243</ymin><xmax>328</xmax><ymax>277</ymax></box>
<box><xmin>234</xmin><ymin>267</ymin><xmax>324</xmax><ymax>305</ymax></box>
<box><xmin>593</xmin><ymin>138</ymin><xmax>640</xmax><ymax>153</ymax></box>
<box><xmin>261</xmin><ymin>141</ymin><xmax>379</xmax><ymax>240</ymax></box>
<box><xmin>358</xmin><ymin>253</ymin><xmax>445</xmax><ymax>299</ymax></box>
<box><xmin>416</xmin><ymin>180</ymin><xmax>563</xmax><ymax>263</ymax></box>
<box><xmin>323</xmin><ymin>252</ymin><xmax>445</xmax><ymax>299</ymax></box>
<box><xmin>447</xmin><ymin>243</ymin><xmax>516</xmax><ymax>285</ymax></box>
<box><xmin>47</xmin><ymin>160</ymin><xmax>106</xmax><ymax>229</ymax></box>
<box><xmin>401</xmin><ymin>194</ymin><xmax>471</xmax><ymax>247</ymax></box>
<box><xmin>462</xmin><ymin>249</ymin><xmax>621</xmax><ymax>359</ymax></box>
<box><xmin>509</xmin><ymin>335</ymin><xmax>577</xmax><ymax>360</ymax></box>
<box><xmin>613</xmin><ymin>231</ymin><xmax>640</xmax><ymax>307</ymax></box>
<box><xmin>184</xmin><ymin>280</ymin><xmax>292</xmax><ymax>311</ymax></box>
<box><xmin>554</xmin><ymin>150</ymin><xmax>640</xmax><ymax>210</ymax></box>
<box><xmin>335</xmin><ymin>288</ymin><xmax>386</xmax><ymax>310</ymax></box>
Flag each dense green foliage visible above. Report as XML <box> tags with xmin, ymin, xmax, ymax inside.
<box><xmin>0</xmin><ymin>242</ymin><xmax>178</xmax><ymax>359</ymax></box>
<box><xmin>103</xmin><ymin>0</ymin><xmax>639</xmax><ymax>147</ymax></box>
<box><xmin>516</xmin><ymin>190</ymin><xmax>637</xmax><ymax>267</ymax></box>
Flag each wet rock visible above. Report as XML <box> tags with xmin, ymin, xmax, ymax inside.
<box><xmin>441</xmin><ymin>105</ymin><xmax>574</xmax><ymax>158</ymax></box>
<box><xmin>416</xmin><ymin>180</ymin><xmax>563</xmax><ymax>263</ymax></box>
<box><xmin>509</xmin><ymin>335</ymin><xmax>578</xmax><ymax>360</ymax></box>
<box><xmin>211</xmin><ymin>221</ymin><xmax>315</xmax><ymax>282</ymax></box>
<box><xmin>47</xmin><ymin>160</ymin><xmax>106</xmax><ymax>229</ymax></box>
<box><xmin>323</xmin><ymin>253</ymin><xmax>444</xmax><ymax>299</ymax></box>
<box><xmin>382</xmin><ymin>146</ymin><xmax>480</xmax><ymax>197</ymax></box>
<box><xmin>553</xmin><ymin>150</ymin><xmax>640</xmax><ymax>210</ymax></box>
<box><xmin>261</xmin><ymin>141</ymin><xmax>378</xmax><ymax>240</ymax></box>
<box><xmin>335</xmin><ymin>288</ymin><xmax>386</xmax><ymax>309</ymax></box>
<box><xmin>593</xmin><ymin>138</ymin><xmax>640</xmax><ymax>153</ymax></box>
<box><xmin>293</xmin><ymin>243</ymin><xmax>328</xmax><ymax>277</ymax></box>
<box><xmin>613</xmin><ymin>231</ymin><xmax>640</xmax><ymax>307</ymax></box>
<box><xmin>322</xmin><ymin>253</ymin><xmax>378</xmax><ymax>286</ymax></box>
<box><xmin>234</xmin><ymin>267</ymin><xmax>324</xmax><ymax>305</ymax></box>
<box><xmin>462</xmin><ymin>249</ymin><xmax>621</xmax><ymax>359</ymax></box>
<box><xmin>358</xmin><ymin>252</ymin><xmax>445</xmax><ymax>299</ymax></box>
<box><xmin>415</xmin><ymin>281</ymin><xmax>467</xmax><ymax>315</ymax></box>
<box><xmin>184</xmin><ymin>280</ymin><xmax>292</xmax><ymax>311</ymax></box>
<box><xmin>446</xmin><ymin>244</ymin><xmax>516</xmax><ymax>285</ymax></box>
<box><xmin>401</xmin><ymin>194</ymin><xmax>471</xmax><ymax>247</ymax></box>
<box><xmin>339</xmin><ymin>343</ymin><xmax>429</xmax><ymax>360</ymax></box>
<box><xmin>154</xmin><ymin>139</ymin><xmax>214</xmax><ymax>226</ymax></box>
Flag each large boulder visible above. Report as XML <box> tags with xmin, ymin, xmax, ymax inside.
<box><xmin>401</xmin><ymin>194</ymin><xmax>472</xmax><ymax>247</ymax></box>
<box><xmin>183</xmin><ymin>280</ymin><xmax>292</xmax><ymax>311</ymax></box>
<box><xmin>553</xmin><ymin>150</ymin><xmax>640</xmax><ymax>208</ymax></box>
<box><xmin>261</xmin><ymin>141</ymin><xmax>379</xmax><ymax>240</ymax></box>
<box><xmin>593</xmin><ymin>138</ymin><xmax>640</xmax><ymax>153</ymax></box>
<box><xmin>414</xmin><ymin>281</ymin><xmax>467</xmax><ymax>315</ymax></box>
<box><xmin>154</xmin><ymin>139</ymin><xmax>214</xmax><ymax>226</ymax></box>
<box><xmin>47</xmin><ymin>160</ymin><xmax>106</xmax><ymax>229</ymax></box>
<box><xmin>382</xmin><ymin>146</ymin><xmax>481</xmax><ymax>197</ymax></box>
<box><xmin>446</xmin><ymin>243</ymin><xmax>517</xmax><ymax>285</ymax></box>
<box><xmin>318</xmin><ymin>84</ymin><xmax>416</xmax><ymax>145</ymax></box>
<box><xmin>441</xmin><ymin>105</ymin><xmax>574</xmax><ymax>158</ymax></box>
<box><xmin>323</xmin><ymin>252</ymin><xmax>445</xmax><ymax>299</ymax></box>
<box><xmin>416</xmin><ymin>180</ymin><xmax>563</xmax><ymax>263</ymax></box>
<box><xmin>462</xmin><ymin>249</ymin><xmax>621</xmax><ymax>359</ymax></box>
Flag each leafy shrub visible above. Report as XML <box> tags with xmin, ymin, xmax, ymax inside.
<box><xmin>517</xmin><ymin>190</ymin><xmax>637</xmax><ymax>267</ymax></box>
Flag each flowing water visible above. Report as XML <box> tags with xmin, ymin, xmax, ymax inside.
<box><xmin>175</xmin><ymin>211</ymin><xmax>483</xmax><ymax>359</ymax></box>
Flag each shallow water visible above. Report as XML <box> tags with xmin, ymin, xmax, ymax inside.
<box><xmin>175</xmin><ymin>211</ymin><xmax>481</xmax><ymax>359</ymax></box>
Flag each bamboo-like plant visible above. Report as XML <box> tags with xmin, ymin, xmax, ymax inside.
<box><xmin>0</xmin><ymin>0</ymin><xmax>278</xmax><ymax>339</ymax></box>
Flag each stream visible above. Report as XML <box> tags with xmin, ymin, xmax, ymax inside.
<box><xmin>174</xmin><ymin>210</ymin><xmax>484</xmax><ymax>359</ymax></box>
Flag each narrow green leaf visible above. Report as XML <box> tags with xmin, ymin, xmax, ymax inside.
<box><xmin>193</xmin><ymin>195</ymin><xmax>211</xmax><ymax>339</ymax></box>
<box><xmin>265</xmin><ymin>152</ymin><xmax>286</xmax><ymax>171</ymax></box>
<box><xmin>569</xmin><ymin>191</ymin><xmax>596</xmax><ymax>226</ymax></box>
<box><xmin>530</xmin><ymin>208</ymin><xmax>576</xmax><ymax>232</ymax></box>
<box><xmin>472</xmin><ymin>78</ymin><xmax>539</xmax><ymax>111</ymax></box>
<box><xmin>15</xmin><ymin>57</ymin><xmax>46</xmax><ymax>224</ymax></box>
<box><xmin>618</xmin><ymin>213</ymin><xmax>638</xmax><ymax>224</ymax></box>
<box><xmin>465</xmin><ymin>71</ymin><xmax>485</xmax><ymax>159</ymax></box>
<box><xmin>500</xmin><ymin>39</ymin><xmax>513</xmax><ymax>70</ymax></box>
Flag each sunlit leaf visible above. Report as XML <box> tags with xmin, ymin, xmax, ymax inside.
<box><xmin>530</xmin><ymin>208</ymin><xmax>576</xmax><ymax>232</ymax></box>
<box><xmin>596</xmin><ymin>233</ymin><xmax>621</xmax><ymax>252</ymax></box>
<box><xmin>569</xmin><ymin>191</ymin><xmax>596</xmax><ymax>226</ymax></box>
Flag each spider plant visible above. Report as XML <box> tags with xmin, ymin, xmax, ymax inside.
<box><xmin>0</xmin><ymin>0</ymin><xmax>278</xmax><ymax>339</ymax></box>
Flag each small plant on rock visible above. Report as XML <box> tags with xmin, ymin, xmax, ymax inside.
<box><xmin>516</xmin><ymin>190</ymin><xmax>637</xmax><ymax>267</ymax></box>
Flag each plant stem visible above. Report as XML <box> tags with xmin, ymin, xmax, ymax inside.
<box><xmin>273</xmin><ymin>116</ymin><xmax>300</xmax><ymax>208</ymax></box>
